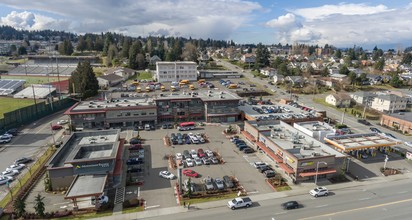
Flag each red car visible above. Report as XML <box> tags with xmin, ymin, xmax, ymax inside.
<box><xmin>182</xmin><ymin>169</ymin><xmax>199</xmax><ymax>178</ymax></box>
<box><xmin>197</xmin><ymin>148</ymin><xmax>206</xmax><ymax>158</ymax></box>
<box><xmin>51</xmin><ymin>125</ymin><xmax>63</xmax><ymax>130</ymax></box>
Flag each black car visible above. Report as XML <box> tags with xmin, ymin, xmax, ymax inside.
<box><xmin>264</xmin><ymin>170</ymin><xmax>276</xmax><ymax>178</ymax></box>
<box><xmin>162</xmin><ymin>124</ymin><xmax>168</xmax><ymax>129</ymax></box>
<box><xmin>258</xmin><ymin>165</ymin><xmax>272</xmax><ymax>173</ymax></box>
<box><xmin>6</xmin><ymin>128</ymin><xmax>19</xmax><ymax>136</ymax></box>
<box><xmin>167</xmin><ymin>123</ymin><xmax>174</xmax><ymax>129</ymax></box>
<box><xmin>15</xmin><ymin>157</ymin><xmax>33</xmax><ymax>164</ymax></box>
<box><xmin>282</xmin><ymin>201</ymin><xmax>299</xmax><ymax>210</ymax></box>
<box><xmin>370</xmin><ymin>127</ymin><xmax>381</xmax><ymax>133</ymax></box>
<box><xmin>127</xmin><ymin>167</ymin><xmax>143</xmax><ymax>173</ymax></box>
<box><xmin>150</xmin><ymin>124</ymin><xmax>155</xmax><ymax>130</ymax></box>
<box><xmin>126</xmin><ymin>158</ymin><xmax>144</xmax><ymax>165</ymax></box>
<box><xmin>223</xmin><ymin>175</ymin><xmax>234</xmax><ymax>188</ymax></box>
<box><xmin>357</xmin><ymin>119</ymin><xmax>371</xmax><ymax>126</ymax></box>
<box><xmin>129</xmin><ymin>138</ymin><xmax>142</xmax><ymax>145</ymax></box>
<box><xmin>243</xmin><ymin>147</ymin><xmax>255</xmax><ymax>154</ymax></box>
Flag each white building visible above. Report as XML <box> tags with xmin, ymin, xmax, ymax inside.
<box><xmin>370</xmin><ymin>94</ymin><xmax>408</xmax><ymax>113</ymax></box>
<box><xmin>155</xmin><ymin>61</ymin><xmax>197</xmax><ymax>83</ymax></box>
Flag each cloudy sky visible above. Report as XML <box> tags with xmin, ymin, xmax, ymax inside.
<box><xmin>0</xmin><ymin>0</ymin><xmax>411</xmax><ymax>49</ymax></box>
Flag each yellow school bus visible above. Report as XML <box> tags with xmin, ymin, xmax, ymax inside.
<box><xmin>180</xmin><ymin>79</ymin><xmax>190</xmax><ymax>84</ymax></box>
<box><xmin>228</xmin><ymin>84</ymin><xmax>238</xmax><ymax>89</ymax></box>
<box><xmin>145</xmin><ymin>86</ymin><xmax>151</xmax><ymax>92</ymax></box>
<box><xmin>136</xmin><ymin>87</ymin><xmax>142</xmax><ymax>93</ymax></box>
<box><xmin>161</xmin><ymin>85</ymin><xmax>166</xmax><ymax>91</ymax></box>
<box><xmin>189</xmin><ymin>85</ymin><xmax>195</xmax><ymax>90</ymax></box>
<box><xmin>171</xmin><ymin>86</ymin><xmax>177</xmax><ymax>91</ymax></box>
<box><xmin>197</xmin><ymin>79</ymin><xmax>205</xmax><ymax>84</ymax></box>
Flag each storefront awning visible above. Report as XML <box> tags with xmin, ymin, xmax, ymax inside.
<box><xmin>256</xmin><ymin>141</ymin><xmax>282</xmax><ymax>163</ymax></box>
<box><xmin>299</xmin><ymin>169</ymin><xmax>337</xmax><ymax>177</ymax></box>
<box><xmin>241</xmin><ymin>131</ymin><xmax>256</xmax><ymax>142</ymax></box>
<box><xmin>278</xmin><ymin>163</ymin><xmax>295</xmax><ymax>174</ymax></box>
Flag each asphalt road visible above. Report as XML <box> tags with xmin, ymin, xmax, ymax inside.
<box><xmin>145</xmin><ymin>178</ymin><xmax>412</xmax><ymax>220</ymax></box>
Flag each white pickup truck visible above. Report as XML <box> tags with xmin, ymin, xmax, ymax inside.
<box><xmin>227</xmin><ymin>197</ymin><xmax>252</xmax><ymax>210</ymax></box>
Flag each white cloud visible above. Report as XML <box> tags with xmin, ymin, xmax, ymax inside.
<box><xmin>0</xmin><ymin>0</ymin><xmax>262</xmax><ymax>40</ymax></box>
<box><xmin>266</xmin><ymin>3</ymin><xmax>412</xmax><ymax>47</ymax></box>
<box><xmin>265</xmin><ymin>13</ymin><xmax>301</xmax><ymax>29</ymax></box>
<box><xmin>291</xmin><ymin>3</ymin><xmax>391</xmax><ymax>21</ymax></box>
<box><xmin>0</xmin><ymin>10</ymin><xmax>70</xmax><ymax>31</ymax></box>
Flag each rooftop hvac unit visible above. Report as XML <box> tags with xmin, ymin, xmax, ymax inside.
<box><xmin>220</xmin><ymin>95</ymin><xmax>224</xmax><ymax>99</ymax></box>
<box><xmin>115</xmin><ymin>104</ymin><xmax>120</xmax><ymax>107</ymax></box>
<box><xmin>89</xmin><ymin>105</ymin><xmax>94</xmax><ymax>108</ymax></box>
<box><xmin>208</xmin><ymin>94</ymin><xmax>212</xmax><ymax>97</ymax></box>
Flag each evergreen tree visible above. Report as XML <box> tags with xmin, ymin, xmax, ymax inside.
<box><xmin>339</xmin><ymin>65</ymin><xmax>350</xmax><ymax>75</ymax></box>
<box><xmin>34</xmin><ymin>194</ymin><xmax>45</xmax><ymax>218</ymax></box>
<box><xmin>121</xmin><ymin>37</ymin><xmax>131</xmax><ymax>58</ymax></box>
<box><xmin>85</xmin><ymin>35</ymin><xmax>94</xmax><ymax>51</ymax></box>
<box><xmin>255</xmin><ymin>43</ymin><xmax>270</xmax><ymax>67</ymax></box>
<box><xmin>401</xmin><ymin>53</ymin><xmax>412</xmax><ymax>64</ymax></box>
<box><xmin>102</xmin><ymin>32</ymin><xmax>114</xmax><ymax>56</ymax></box>
<box><xmin>13</xmin><ymin>197</ymin><xmax>26</xmax><ymax>218</ymax></box>
<box><xmin>76</xmin><ymin>36</ymin><xmax>87</xmax><ymax>52</ymax></box>
<box><xmin>334</xmin><ymin>49</ymin><xmax>342</xmax><ymax>58</ymax></box>
<box><xmin>17</xmin><ymin>46</ymin><xmax>27</xmax><ymax>55</ymax></box>
<box><xmin>58</xmin><ymin>39</ymin><xmax>73</xmax><ymax>55</ymax></box>
<box><xmin>348</xmin><ymin>71</ymin><xmax>357</xmax><ymax>85</ymax></box>
<box><xmin>106</xmin><ymin>44</ymin><xmax>118</xmax><ymax>67</ymax></box>
<box><xmin>390</xmin><ymin>73</ymin><xmax>403</xmax><ymax>88</ymax></box>
<box><xmin>69</xmin><ymin>61</ymin><xmax>99</xmax><ymax>98</ymax></box>
<box><xmin>320</xmin><ymin>67</ymin><xmax>329</xmax><ymax>77</ymax></box>
<box><xmin>374</xmin><ymin>57</ymin><xmax>385</xmax><ymax>71</ymax></box>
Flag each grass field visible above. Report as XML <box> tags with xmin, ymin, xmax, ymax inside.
<box><xmin>0</xmin><ymin>75</ymin><xmax>69</xmax><ymax>85</ymax></box>
<box><xmin>0</xmin><ymin>97</ymin><xmax>37</xmax><ymax>118</ymax></box>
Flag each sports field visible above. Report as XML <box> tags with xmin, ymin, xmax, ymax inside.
<box><xmin>0</xmin><ymin>75</ymin><xmax>69</xmax><ymax>85</ymax></box>
<box><xmin>0</xmin><ymin>97</ymin><xmax>37</xmax><ymax>119</ymax></box>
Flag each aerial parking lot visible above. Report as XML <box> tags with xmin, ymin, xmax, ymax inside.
<box><xmin>124</xmin><ymin>124</ymin><xmax>275</xmax><ymax>208</ymax></box>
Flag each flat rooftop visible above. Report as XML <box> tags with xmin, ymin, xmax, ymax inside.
<box><xmin>48</xmin><ymin>130</ymin><xmax>120</xmax><ymax>168</ymax></box>
<box><xmin>155</xmin><ymin>89</ymin><xmax>241</xmax><ymax>101</ymax></box>
<box><xmin>384</xmin><ymin>112</ymin><xmax>412</xmax><ymax>122</ymax></box>
<box><xmin>296</xmin><ymin>121</ymin><xmax>335</xmax><ymax>132</ymax></box>
<box><xmin>324</xmin><ymin>133</ymin><xmax>400</xmax><ymax>152</ymax></box>
<box><xmin>65</xmin><ymin>175</ymin><xmax>107</xmax><ymax>198</ymax></box>
<box><xmin>267</xmin><ymin>121</ymin><xmax>346</xmax><ymax>159</ymax></box>
<box><xmin>13</xmin><ymin>84</ymin><xmax>56</xmax><ymax>99</ymax></box>
<box><xmin>72</xmin><ymin>98</ymin><xmax>155</xmax><ymax>112</ymax></box>
<box><xmin>239</xmin><ymin>104</ymin><xmax>318</xmax><ymax>121</ymax></box>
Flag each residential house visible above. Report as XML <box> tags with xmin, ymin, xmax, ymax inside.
<box><xmin>329</xmin><ymin>73</ymin><xmax>348</xmax><ymax>82</ymax></box>
<box><xmin>317</xmin><ymin>77</ymin><xmax>338</xmax><ymax>88</ymax></box>
<box><xmin>104</xmin><ymin>67</ymin><xmax>136</xmax><ymax>81</ymax></box>
<box><xmin>97</xmin><ymin>74</ymin><xmax>124</xmax><ymax>89</ymax></box>
<box><xmin>285</xmin><ymin>76</ymin><xmax>305</xmax><ymax>87</ymax></box>
<box><xmin>370</xmin><ymin>94</ymin><xmax>408</xmax><ymax>113</ymax></box>
<box><xmin>325</xmin><ymin>93</ymin><xmax>352</xmax><ymax>108</ymax></box>
<box><xmin>273</xmin><ymin>74</ymin><xmax>284</xmax><ymax>84</ymax></box>
<box><xmin>149</xmin><ymin>55</ymin><xmax>162</xmax><ymax>65</ymax></box>
<box><xmin>350</xmin><ymin>91</ymin><xmax>377</xmax><ymax>105</ymax></box>
<box><xmin>260</xmin><ymin>67</ymin><xmax>276</xmax><ymax>77</ymax></box>
<box><xmin>241</xmin><ymin>54</ymin><xmax>256</xmax><ymax>64</ymax></box>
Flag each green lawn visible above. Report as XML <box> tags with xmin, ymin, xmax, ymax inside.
<box><xmin>181</xmin><ymin>192</ymin><xmax>238</xmax><ymax>205</ymax></box>
<box><xmin>122</xmin><ymin>206</ymin><xmax>144</xmax><ymax>214</ymax></box>
<box><xmin>0</xmin><ymin>75</ymin><xmax>69</xmax><ymax>85</ymax></box>
<box><xmin>54</xmin><ymin>211</ymin><xmax>113</xmax><ymax>220</ymax></box>
<box><xmin>0</xmin><ymin>97</ymin><xmax>37</xmax><ymax>119</ymax></box>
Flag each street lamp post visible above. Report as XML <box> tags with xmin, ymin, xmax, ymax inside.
<box><xmin>315</xmin><ymin>161</ymin><xmax>327</xmax><ymax>185</ymax></box>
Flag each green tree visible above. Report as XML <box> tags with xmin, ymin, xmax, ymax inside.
<box><xmin>255</xmin><ymin>43</ymin><xmax>270</xmax><ymax>67</ymax></box>
<box><xmin>390</xmin><ymin>73</ymin><xmax>403</xmax><ymax>88</ymax></box>
<box><xmin>372</xmin><ymin>48</ymin><xmax>384</xmax><ymax>61</ymax></box>
<box><xmin>401</xmin><ymin>53</ymin><xmax>412</xmax><ymax>64</ymax></box>
<box><xmin>320</xmin><ymin>67</ymin><xmax>329</xmax><ymax>77</ymax></box>
<box><xmin>374</xmin><ymin>57</ymin><xmax>385</xmax><ymax>71</ymax></box>
<box><xmin>307</xmin><ymin>66</ymin><xmax>316</xmax><ymax>75</ymax></box>
<box><xmin>360</xmin><ymin>52</ymin><xmax>367</xmax><ymax>60</ymax></box>
<box><xmin>106</xmin><ymin>44</ymin><xmax>118</xmax><ymax>67</ymax></box>
<box><xmin>13</xmin><ymin>197</ymin><xmax>26</xmax><ymax>218</ymax></box>
<box><xmin>86</xmin><ymin>35</ymin><xmax>94</xmax><ymax>51</ymax></box>
<box><xmin>58</xmin><ymin>39</ymin><xmax>73</xmax><ymax>55</ymax></box>
<box><xmin>102</xmin><ymin>32</ymin><xmax>114</xmax><ymax>56</ymax></box>
<box><xmin>17</xmin><ymin>46</ymin><xmax>27</xmax><ymax>55</ymax></box>
<box><xmin>334</xmin><ymin>49</ymin><xmax>342</xmax><ymax>58</ymax></box>
<box><xmin>128</xmin><ymin>41</ymin><xmax>142</xmax><ymax>69</ymax></box>
<box><xmin>136</xmin><ymin>53</ymin><xmax>147</xmax><ymax>70</ymax></box>
<box><xmin>339</xmin><ymin>65</ymin><xmax>350</xmax><ymax>75</ymax></box>
<box><xmin>34</xmin><ymin>194</ymin><xmax>46</xmax><ymax>218</ymax></box>
<box><xmin>121</xmin><ymin>37</ymin><xmax>131</xmax><ymax>58</ymax></box>
<box><xmin>348</xmin><ymin>71</ymin><xmax>357</xmax><ymax>85</ymax></box>
<box><xmin>271</xmin><ymin>56</ymin><xmax>283</xmax><ymax>69</ymax></box>
<box><xmin>10</xmin><ymin>44</ymin><xmax>17</xmax><ymax>54</ymax></box>
<box><xmin>278</xmin><ymin>63</ymin><xmax>289</xmax><ymax>76</ymax></box>
<box><xmin>76</xmin><ymin>36</ymin><xmax>87</xmax><ymax>52</ymax></box>
<box><xmin>69</xmin><ymin>61</ymin><xmax>99</xmax><ymax>98</ymax></box>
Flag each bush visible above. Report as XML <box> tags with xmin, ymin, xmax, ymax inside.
<box><xmin>123</xmin><ymin>200</ymin><xmax>131</xmax><ymax>208</ymax></box>
<box><xmin>335</xmin><ymin>124</ymin><xmax>348</xmax><ymax>129</ymax></box>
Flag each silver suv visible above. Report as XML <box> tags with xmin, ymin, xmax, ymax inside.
<box><xmin>309</xmin><ymin>186</ymin><xmax>329</xmax><ymax>197</ymax></box>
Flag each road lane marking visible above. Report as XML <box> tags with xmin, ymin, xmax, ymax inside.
<box><xmin>274</xmin><ymin>212</ymin><xmax>287</xmax><ymax>215</ymax></box>
<box><xmin>316</xmin><ymin>204</ymin><xmax>329</xmax><ymax>208</ymax></box>
<box><xmin>145</xmin><ymin>205</ymin><xmax>160</xmax><ymax>209</ymax></box>
<box><xmin>299</xmin><ymin>197</ymin><xmax>412</xmax><ymax>220</ymax></box>
<box><xmin>358</xmin><ymin>197</ymin><xmax>371</xmax><ymax>201</ymax></box>
<box><xmin>397</xmin><ymin>191</ymin><xmax>408</xmax><ymax>194</ymax></box>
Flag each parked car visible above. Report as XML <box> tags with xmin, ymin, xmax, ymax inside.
<box><xmin>0</xmin><ymin>136</ymin><xmax>11</xmax><ymax>144</ymax></box>
<box><xmin>309</xmin><ymin>186</ymin><xmax>329</xmax><ymax>197</ymax></box>
<box><xmin>202</xmin><ymin>157</ymin><xmax>211</xmax><ymax>165</ymax></box>
<box><xmin>15</xmin><ymin>157</ymin><xmax>32</xmax><ymax>164</ymax></box>
<box><xmin>194</xmin><ymin>158</ymin><xmax>202</xmax><ymax>166</ymax></box>
<box><xmin>51</xmin><ymin>125</ymin><xmax>63</xmax><ymax>130</ymax></box>
<box><xmin>183</xmin><ymin>179</ymin><xmax>195</xmax><ymax>192</ymax></box>
<box><xmin>185</xmin><ymin>158</ymin><xmax>194</xmax><ymax>167</ymax></box>
<box><xmin>204</xmin><ymin>177</ymin><xmax>215</xmax><ymax>190</ymax></box>
<box><xmin>190</xmin><ymin>149</ymin><xmax>198</xmax><ymax>159</ymax></box>
<box><xmin>357</xmin><ymin>119</ymin><xmax>371</xmax><ymax>126</ymax></box>
<box><xmin>243</xmin><ymin>147</ymin><xmax>255</xmax><ymax>154</ymax></box>
<box><xmin>215</xmin><ymin>178</ymin><xmax>225</xmax><ymax>190</ymax></box>
<box><xmin>8</xmin><ymin>164</ymin><xmax>25</xmax><ymax>171</ymax></box>
<box><xmin>129</xmin><ymin>144</ymin><xmax>143</xmax><ymax>150</ymax></box>
<box><xmin>264</xmin><ymin>170</ymin><xmax>276</xmax><ymax>178</ymax></box>
<box><xmin>6</xmin><ymin>128</ymin><xmax>19</xmax><ymax>136</ymax></box>
<box><xmin>91</xmin><ymin>194</ymin><xmax>109</xmax><ymax>205</ymax></box>
<box><xmin>281</xmin><ymin>201</ymin><xmax>300</xmax><ymax>210</ymax></box>
<box><xmin>159</xmin><ymin>171</ymin><xmax>176</xmax><ymax>179</ymax></box>
<box><xmin>176</xmin><ymin>153</ymin><xmax>183</xmax><ymax>160</ymax></box>
<box><xmin>253</xmin><ymin>162</ymin><xmax>267</xmax><ymax>169</ymax></box>
<box><xmin>210</xmin><ymin>157</ymin><xmax>219</xmax><ymax>164</ymax></box>
<box><xmin>161</xmin><ymin>124</ymin><xmax>168</xmax><ymax>129</ymax></box>
<box><xmin>57</xmin><ymin>119</ymin><xmax>69</xmax><ymax>125</ymax></box>
<box><xmin>195</xmin><ymin>133</ymin><xmax>205</xmax><ymax>143</ymax></box>
<box><xmin>126</xmin><ymin>158</ymin><xmax>144</xmax><ymax>165</ymax></box>
<box><xmin>129</xmin><ymin>138</ymin><xmax>142</xmax><ymax>145</ymax></box>
<box><xmin>223</xmin><ymin>175</ymin><xmax>234</xmax><ymax>188</ymax></box>
<box><xmin>370</xmin><ymin>127</ymin><xmax>381</xmax><ymax>133</ymax></box>
<box><xmin>198</xmin><ymin>148</ymin><xmax>206</xmax><ymax>158</ymax></box>
<box><xmin>127</xmin><ymin>167</ymin><xmax>142</xmax><ymax>173</ymax></box>
<box><xmin>183</xmin><ymin>169</ymin><xmax>199</xmax><ymax>178</ymax></box>
<box><xmin>2</xmin><ymin>169</ymin><xmax>19</xmax><ymax>176</ymax></box>
<box><xmin>258</xmin><ymin>165</ymin><xmax>272</xmax><ymax>173</ymax></box>
<box><xmin>183</xmin><ymin>150</ymin><xmax>190</xmax><ymax>159</ymax></box>
<box><xmin>1</xmin><ymin>133</ymin><xmax>13</xmax><ymax>138</ymax></box>
<box><xmin>0</xmin><ymin>175</ymin><xmax>13</xmax><ymax>185</ymax></box>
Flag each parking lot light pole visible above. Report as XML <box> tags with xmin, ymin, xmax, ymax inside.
<box><xmin>315</xmin><ymin>161</ymin><xmax>327</xmax><ymax>185</ymax></box>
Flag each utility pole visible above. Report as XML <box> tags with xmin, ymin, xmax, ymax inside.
<box><xmin>384</xmin><ymin>155</ymin><xmax>389</xmax><ymax>169</ymax></box>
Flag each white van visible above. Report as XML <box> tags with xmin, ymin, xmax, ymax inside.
<box><xmin>144</xmin><ymin>124</ymin><xmax>151</xmax><ymax>131</ymax></box>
